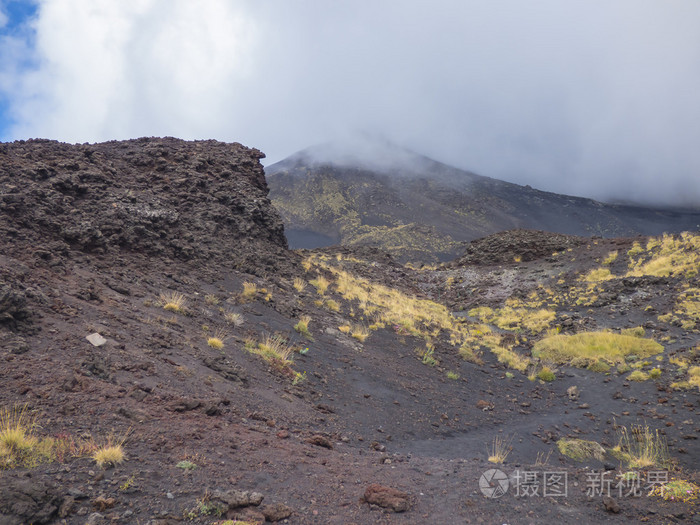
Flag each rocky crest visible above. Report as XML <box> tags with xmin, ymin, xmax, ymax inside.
<box><xmin>450</xmin><ymin>229</ymin><xmax>588</xmax><ymax>266</ymax></box>
<box><xmin>0</xmin><ymin>137</ymin><xmax>288</xmax><ymax>275</ymax></box>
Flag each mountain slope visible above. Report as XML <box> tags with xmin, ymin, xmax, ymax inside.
<box><xmin>267</xmin><ymin>142</ymin><xmax>700</xmax><ymax>262</ymax></box>
<box><xmin>1</xmin><ymin>137</ymin><xmax>699</xmax><ymax>524</ymax></box>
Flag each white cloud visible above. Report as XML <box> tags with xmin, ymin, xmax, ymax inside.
<box><xmin>2</xmin><ymin>0</ymin><xmax>700</xmax><ymax>206</ymax></box>
<box><xmin>7</xmin><ymin>0</ymin><xmax>257</xmax><ymax>141</ymax></box>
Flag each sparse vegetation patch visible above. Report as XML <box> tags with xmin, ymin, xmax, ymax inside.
<box><xmin>670</xmin><ymin>365</ymin><xmax>700</xmax><ymax>391</ymax></box>
<box><xmin>557</xmin><ymin>438</ymin><xmax>605</xmax><ymax>462</ymax></box>
<box><xmin>602</xmin><ymin>250</ymin><xmax>618</xmax><ymax>265</ymax></box>
<box><xmin>581</xmin><ymin>268</ymin><xmax>614</xmax><ymax>283</ymax></box>
<box><xmin>649</xmin><ymin>478</ymin><xmax>700</xmax><ymax>503</ymax></box>
<box><xmin>627</xmin><ymin>232</ymin><xmax>700</xmax><ymax>278</ymax></box>
<box><xmin>468</xmin><ymin>305</ymin><xmax>555</xmax><ymax>334</ymax></box>
<box><xmin>533</xmin><ymin>332</ymin><xmax>663</xmax><ymax>368</ymax></box>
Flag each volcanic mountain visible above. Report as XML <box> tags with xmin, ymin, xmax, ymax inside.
<box><xmin>267</xmin><ymin>141</ymin><xmax>700</xmax><ymax>262</ymax></box>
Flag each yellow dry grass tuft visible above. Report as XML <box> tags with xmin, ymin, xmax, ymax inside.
<box><xmin>627</xmin><ymin>242</ymin><xmax>644</xmax><ymax>258</ymax></box>
<box><xmin>301</xmin><ymin>257</ymin><xmax>313</xmax><ymax>272</ymax></box>
<box><xmin>93</xmin><ymin>444</ymin><xmax>125</xmax><ymax>469</ymax></box>
<box><xmin>246</xmin><ymin>334</ymin><xmax>295</xmax><ymax>364</ymax></box>
<box><xmin>240</xmin><ymin>282</ymin><xmax>258</xmax><ymax>302</ymax></box>
<box><xmin>488</xmin><ymin>435</ymin><xmax>513</xmax><ymax>464</ymax></box>
<box><xmin>537</xmin><ymin>366</ymin><xmax>556</xmax><ymax>381</ymax></box>
<box><xmin>602</xmin><ymin>250</ymin><xmax>618</xmax><ymax>265</ymax></box>
<box><xmin>0</xmin><ymin>405</ymin><xmax>38</xmax><ymax>468</ymax></box>
<box><xmin>350</xmin><ymin>324</ymin><xmax>370</xmax><ymax>343</ymax></box>
<box><xmin>620</xmin><ymin>326</ymin><xmax>645</xmax><ymax>338</ymax></box>
<box><xmin>627</xmin><ymin>370</ymin><xmax>649</xmax><ymax>381</ymax></box>
<box><xmin>206</xmin><ymin>328</ymin><xmax>228</xmax><ymax>350</ymax></box>
<box><xmin>458</xmin><ymin>344</ymin><xmax>483</xmax><ymax>365</ymax></box>
<box><xmin>323</xmin><ymin>299</ymin><xmax>340</xmax><ymax>312</ymax></box>
<box><xmin>491</xmin><ymin>346</ymin><xmax>530</xmax><ymax>372</ymax></box>
<box><xmin>309</xmin><ymin>275</ymin><xmax>330</xmax><ymax>295</ymax></box>
<box><xmin>617</xmin><ymin>423</ymin><xmax>669</xmax><ymax>469</ymax></box>
<box><xmin>159</xmin><ymin>291</ymin><xmax>186</xmax><ymax>313</ymax></box>
<box><xmin>292</xmin><ymin>277</ymin><xmax>306</xmax><ymax>292</ymax></box>
<box><xmin>204</xmin><ymin>294</ymin><xmax>220</xmax><ymax>305</ymax></box>
<box><xmin>294</xmin><ymin>315</ymin><xmax>312</xmax><ymax>337</ymax></box>
<box><xmin>324</xmin><ymin>267</ymin><xmax>457</xmax><ymax>338</ymax></box>
<box><xmin>581</xmin><ymin>268</ymin><xmax>614</xmax><ymax>282</ymax></box>
<box><xmin>207</xmin><ymin>337</ymin><xmax>224</xmax><ymax>350</ymax></box>
<box><xmin>224</xmin><ymin>311</ymin><xmax>243</xmax><ymax>326</ymax></box>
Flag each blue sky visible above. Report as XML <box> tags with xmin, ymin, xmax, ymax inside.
<box><xmin>0</xmin><ymin>0</ymin><xmax>37</xmax><ymax>140</ymax></box>
<box><xmin>1</xmin><ymin>1</ymin><xmax>699</xmax><ymax>206</ymax></box>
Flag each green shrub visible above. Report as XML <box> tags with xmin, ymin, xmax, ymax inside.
<box><xmin>627</xmin><ymin>370</ymin><xmax>649</xmax><ymax>382</ymax></box>
<box><xmin>587</xmin><ymin>360</ymin><xmax>611</xmax><ymax>373</ymax></box>
<box><xmin>557</xmin><ymin>439</ymin><xmax>605</xmax><ymax>462</ymax></box>
<box><xmin>649</xmin><ymin>368</ymin><xmax>662</xmax><ymax>379</ymax></box>
<box><xmin>537</xmin><ymin>366</ymin><xmax>556</xmax><ymax>382</ymax></box>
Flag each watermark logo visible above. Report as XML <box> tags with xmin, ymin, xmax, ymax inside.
<box><xmin>479</xmin><ymin>468</ymin><xmax>673</xmax><ymax>499</ymax></box>
<box><xmin>479</xmin><ymin>468</ymin><xmax>509</xmax><ymax>498</ymax></box>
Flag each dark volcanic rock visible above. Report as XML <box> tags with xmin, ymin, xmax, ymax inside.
<box><xmin>261</xmin><ymin>503</ymin><xmax>293</xmax><ymax>521</ymax></box>
<box><xmin>0</xmin><ymin>137</ymin><xmax>289</xmax><ymax>276</ymax></box>
<box><xmin>0</xmin><ymin>282</ymin><xmax>33</xmax><ymax>331</ymax></box>
<box><xmin>305</xmin><ymin>434</ymin><xmax>334</xmax><ymax>449</ymax></box>
<box><xmin>602</xmin><ymin>495</ymin><xmax>620</xmax><ymax>513</ymax></box>
<box><xmin>0</xmin><ymin>477</ymin><xmax>61</xmax><ymax>525</ymax></box>
<box><xmin>452</xmin><ymin>229</ymin><xmax>587</xmax><ymax>266</ymax></box>
<box><xmin>211</xmin><ymin>489</ymin><xmax>264</xmax><ymax>509</ymax></box>
<box><xmin>362</xmin><ymin>483</ymin><xmax>410</xmax><ymax>512</ymax></box>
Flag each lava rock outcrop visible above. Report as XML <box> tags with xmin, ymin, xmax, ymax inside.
<box><xmin>0</xmin><ymin>137</ymin><xmax>289</xmax><ymax>276</ymax></box>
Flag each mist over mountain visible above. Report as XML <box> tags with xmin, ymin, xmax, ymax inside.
<box><xmin>267</xmin><ymin>140</ymin><xmax>700</xmax><ymax>262</ymax></box>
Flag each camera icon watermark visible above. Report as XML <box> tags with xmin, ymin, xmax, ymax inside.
<box><xmin>479</xmin><ymin>469</ymin><xmax>510</xmax><ymax>499</ymax></box>
<box><xmin>479</xmin><ymin>469</ymin><xmax>568</xmax><ymax>498</ymax></box>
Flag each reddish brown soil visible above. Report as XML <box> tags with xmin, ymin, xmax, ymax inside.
<box><xmin>1</xmin><ymin>139</ymin><xmax>698</xmax><ymax>524</ymax></box>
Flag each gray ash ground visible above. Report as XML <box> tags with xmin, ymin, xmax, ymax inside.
<box><xmin>0</xmin><ymin>139</ymin><xmax>698</xmax><ymax>524</ymax></box>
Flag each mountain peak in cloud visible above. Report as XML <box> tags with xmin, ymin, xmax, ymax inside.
<box><xmin>275</xmin><ymin>133</ymin><xmax>465</xmax><ymax>177</ymax></box>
